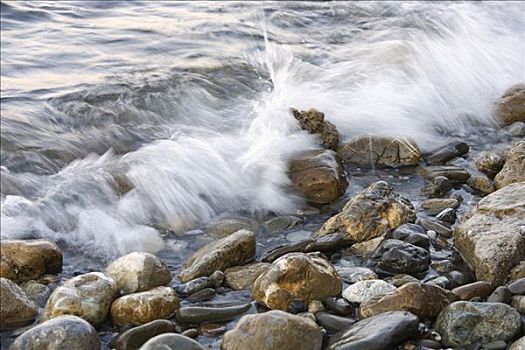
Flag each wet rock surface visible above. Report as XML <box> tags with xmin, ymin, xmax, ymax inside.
<box><xmin>0</xmin><ymin>277</ymin><xmax>38</xmax><ymax>330</ymax></box>
<box><xmin>139</xmin><ymin>333</ymin><xmax>205</xmax><ymax>350</ymax></box>
<box><xmin>224</xmin><ymin>263</ymin><xmax>270</xmax><ymax>290</ymax></box>
<box><xmin>342</xmin><ymin>279</ymin><xmax>395</xmax><ymax>304</ymax></box>
<box><xmin>111</xmin><ymin>319</ymin><xmax>176</xmax><ymax>350</ymax></box>
<box><xmin>291</xmin><ymin>108</ymin><xmax>340</xmax><ymax>151</ymax></box>
<box><xmin>365</xmin><ymin>239</ymin><xmax>430</xmax><ymax>277</ymax></box>
<box><xmin>496</xmin><ymin>84</ymin><xmax>525</xmax><ymax>126</ymax></box>
<box><xmin>494</xmin><ymin>141</ymin><xmax>525</xmax><ymax>189</ymax></box>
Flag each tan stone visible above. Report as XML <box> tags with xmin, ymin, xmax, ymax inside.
<box><xmin>494</xmin><ymin>141</ymin><xmax>525</xmax><ymax>189</ymax></box>
<box><xmin>224</xmin><ymin>263</ymin><xmax>270</xmax><ymax>290</ymax></box>
<box><xmin>291</xmin><ymin>108</ymin><xmax>340</xmax><ymax>151</ymax></box>
<box><xmin>495</xmin><ymin>84</ymin><xmax>525</xmax><ymax>126</ymax></box>
<box><xmin>0</xmin><ymin>277</ymin><xmax>38</xmax><ymax>330</ymax></box>
<box><xmin>451</xmin><ymin>281</ymin><xmax>494</xmax><ymax>301</ymax></box>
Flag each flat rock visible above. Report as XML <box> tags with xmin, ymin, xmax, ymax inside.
<box><xmin>289</xmin><ymin>149</ymin><xmax>347</xmax><ymax>204</ymax></box>
<box><xmin>435</xmin><ymin>301</ymin><xmax>522</xmax><ymax>347</ymax></box>
<box><xmin>252</xmin><ymin>252</ymin><xmax>341</xmax><ymax>311</ymax></box>
<box><xmin>342</xmin><ymin>279</ymin><xmax>396</xmax><ymax>304</ymax></box>
<box><xmin>338</xmin><ymin>135</ymin><xmax>420</xmax><ymax>167</ymax></box>
<box><xmin>359</xmin><ymin>282</ymin><xmax>457</xmax><ymax>319</ymax></box>
<box><xmin>41</xmin><ymin>272</ymin><xmax>119</xmax><ymax>326</ymax></box>
<box><xmin>419</xmin><ymin>165</ymin><xmax>470</xmax><ymax>183</ymax></box>
<box><xmin>423</xmin><ymin>140</ymin><xmax>469</xmax><ymax>164</ymax></box>
<box><xmin>221</xmin><ymin>310</ymin><xmax>323</xmax><ymax>350</ymax></box>
<box><xmin>9</xmin><ymin>315</ymin><xmax>100</xmax><ymax>350</ymax></box>
<box><xmin>494</xmin><ymin>141</ymin><xmax>525</xmax><ymax>189</ymax></box>
<box><xmin>291</xmin><ymin>108</ymin><xmax>340</xmax><ymax>151</ymax></box>
<box><xmin>327</xmin><ymin>311</ymin><xmax>420</xmax><ymax>350</ymax></box>
<box><xmin>454</xmin><ymin>182</ymin><xmax>525</xmax><ymax>285</ymax></box>
<box><xmin>107</xmin><ymin>252</ymin><xmax>172</xmax><ymax>294</ymax></box>
<box><xmin>0</xmin><ymin>277</ymin><xmax>38</xmax><ymax>330</ymax></box>
<box><xmin>111</xmin><ymin>319</ymin><xmax>176</xmax><ymax>350</ymax></box>
<box><xmin>224</xmin><ymin>263</ymin><xmax>270</xmax><ymax>290</ymax></box>
<box><xmin>495</xmin><ymin>84</ymin><xmax>525</xmax><ymax>126</ymax></box>
<box><xmin>421</xmin><ymin>198</ymin><xmax>460</xmax><ymax>215</ymax></box>
<box><xmin>451</xmin><ymin>281</ymin><xmax>494</xmax><ymax>300</ymax></box>
<box><xmin>365</xmin><ymin>239</ymin><xmax>430</xmax><ymax>277</ymax></box>
<box><xmin>178</xmin><ymin>229</ymin><xmax>256</xmax><ymax>283</ymax></box>
<box><xmin>139</xmin><ymin>333</ymin><xmax>205</xmax><ymax>350</ymax></box>
<box><xmin>315</xmin><ymin>181</ymin><xmax>415</xmax><ymax>242</ymax></box>
<box><xmin>0</xmin><ymin>239</ymin><xmax>62</xmax><ymax>282</ymax></box>
<box><xmin>111</xmin><ymin>286</ymin><xmax>180</xmax><ymax>326</ymax></box>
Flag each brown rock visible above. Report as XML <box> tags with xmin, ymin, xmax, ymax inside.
<box><xmin>291</xmin><ymin>108</ymin><xmax>340</xmax><ymax>151</ymax></box>
<box><xmin>178</xmin><ymin>229</ymin><xmax>256</xmax><ymax>283</ymax></box>
<box><xmin>111</xmin><ymin>286</ymin><xmax>180</xmax><ymax>326</ymax></box>
<box><xmin>314</xmin><ymin>181</ymin><xmax>415</xmax><ymax>242</ymax></box>
<box><xmin>0</xmin><ymin>239</ymin><xmax>62</xmax><ymax>282</ymax></box>
<box><xmin>467</xmin><ymin>175</ymin><xmax>495</xmax><ymax>195</ymax></box>
<box><xmin>289</xmin><ymin>149</ymin><xmax>347</xmax><ymax>204</ymax></box>
<box><xmin>359</xmin><ymin>282</ymin><xmax>457</xmax><ymax>320</ymax></box>
<box><xmin>420</xmin><ymin>198</ymin><xmax>460</xmax><ymax>215</ymax></box>
<box><xmin>494</xmin><ymin>141</ymin><xmax>525</xmax><ymax>189</ymax></box>
<box><xmin>338</xmin><ymin>135</ymin><xmax>420</xmax><ymax>168</ymax></box>
<box><xmin>474</xmin><ymin>151</ymin><xmax>506</xmax><ymax>179</ymax></box>
<box><xmin>252</xmin><ymin>252</ymin><xmax>342</xmax><ymax>311</ymax></box>
<box><xmin>0</xmin><ymin>277</ymin><xmax>38</xmax><ymax>330</ymax></box>
<box><xmin>451</xmin><ymin>281</ymin><xmax>494</xmax><ymax>300</ymax></box>
<box><xmin>495</xmin><ymin>84</ymin><xmax>525</xmax><ymax>126</ymax></box>
<box><xmin>510</xmin><ymin>262</ymin><xmax>525</xmax><ymax>281</ymax></box>
<box><xmin>221</xmin><ymin>310</ymin><xmax>323</xmax><ymax>350</ymax></box>
<box><xmin>224</xmin><ymin>263</ymin><xmax>270</xmax><ymax>290</ymax></box>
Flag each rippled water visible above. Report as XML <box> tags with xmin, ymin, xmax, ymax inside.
<box><xmin>2</xmin><ymin>1</ymin><xmax>524</xmax><ymax>263</ymax></box>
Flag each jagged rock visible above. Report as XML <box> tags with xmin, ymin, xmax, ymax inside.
<box><xmin>314</xmin><ymin>181</ymin><xmax>415</xmax><ymax>242</ymax></box>
<box><xmin>0</xmin><ymin>239</ymin><xmax>62</xmax><ymax>282</ymax></box>
<box><xmin>289</xmin><ymin>149</ymin><xmax>347</xmax><ymax>204</ymax></box>
<box><xmin>338</xmin><ymin>135</ymin><xmax>420</xmax><ymax>167</ymax></box>
<box><xmin>252</xmin><ymin>252</ymin><xmax>341</xmax><ymax>311</ymax></box>
<box><xmin>291</xmin><ymin>108</ymin><xmax>340</xmax><ymax>151</ymax></box>
<box><xmin>454</xmin><ymin>182</ymin><xmax>525</xmax><ymax>285</ymax></box>
<box><xmin>495</xmin><ymin>84</ymin><xmax>525</xmax><ymax>126</ymax></box>
<box><xmin>494</xmin><ymin>141</ymin><xmax>525</xmax><ymax>189</ymax></box>
<box><xmin>0</xmin><ymin>277</ymin><xmax>38</xmax><ymax>330</ymax></box>
<box><xmin>475</xmin><ymin>151</ymin><xmax>506</xmax><ymax>179</ymax></box>
<box><xmin>224</xmin><ymin>263</ymin><xmax>270</xmax><ymax>290</ymax></box>
<box><xmin>178</xmin><ymin>229</ymin><xmax>256</xmax><ymax>283</ymax></box>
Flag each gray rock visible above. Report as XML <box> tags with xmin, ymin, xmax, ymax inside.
<box><xmin>421</xmin><ymin>198</ymin><xmax>460</xmax><ymax>215</ymax></box>
<box><xmin>342</xmin><ymin>279</ymin><xmax>396</xmax><ymax>304</ymax></box>
<box><xmin>327</xmin><ymin>311</ymin><xmax>420</xmax><ymax>350</ymax></box>
<box><xmin>20</xmin><ymin>280</ymin><xmax>51</xmax><ymax>307</ymax></box>
<box><xmin>111</xmin><ymin>319</ymin><xmax>176</xmax><ymax>350</ymax></box>
<box><xmin>508</xmin><ymin>278</ymin><xmax>525</xmax><ymax>295</ymax></box>
<box><xmin>421</xmin><ymin>176</ymin><xmax>452</xmax><ymax>198</ymax></box>
<box><xmin>264</xmin><ymin>216</ymin><xmax>303</xmax><ymax>232</ymax></box>
<box><xmin>0</xmin><ymin>277</ymin><xmax>38</xmax><ymax>330</ymax></box>
<box><xmin>467</xmin><ymin>175</ymin><xmax>496</xmax><ymax>195</ymax></box>
<box><xmin>418</xmin><ymin>218</ymin><xmax>452</xmax><ymax>238</ymax></box>
<box><xmin>419</xmin><ymin>165</ymin><xmax>471</xmax><ymax>183</ymax></box>
<box><xmin>435</xmin><ymin>301</ymin><xmax>522</xmax><ymax>347</ymax></box>
<box><xmin>9</xmin><ymin>315</ymin><xmax>100</xmax><ymax>350</ymax></box>
<box><xmin>488</xmin><ymin>287</ymin><xmax>512</xmax><ymax>304</ymax></box>
<box><xmin>436</xmin><ymin>208</ymin><xmax>457</xmax><ymax>224</ymax></box>
<box><xmin>204</xmin><ymin>218</ymin><xmax>258</xmax><ymax>237</ymax></box>
<box><xmin>509</xmin><ymin>336</ymin><xmax>525</xmax><ymax>350</ymax></box>
<box><xmin>387</xmin><ymin>223</ymin><xmax>430</xmax><ymax>249</ymax></box>
<box><xmin>224</xmin><ymin>263</ymin><xmax>270</xmax><ymax>290</ymax></box>
<box><xmin>424</xmin><ymin>140</ymin><xmax>469</xmax><ymax>164</ymax></box>
<box><xmin>366</xmin><ymin>239</ymin><xmax>430</xmax><ymax>277</ymax></box>
<box><xmin>178</xmin><ymin>229</ymin><xmax>256</xmax><ymax>283</ymax></box>
<box><xmin>337</xmin><ymin>267</ymin><xmax>378</xmax><ymax>284</ymax></box>
<box><xmin>139</xmin><ymin>333</ymin><xmax>205</xmax><ymax>350</ymax></box>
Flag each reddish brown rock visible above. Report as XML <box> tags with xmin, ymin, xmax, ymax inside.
<box><xmin>451</xmin><ymin>281</ymin><xmax>494</xmax><ymax>301</ymax></box>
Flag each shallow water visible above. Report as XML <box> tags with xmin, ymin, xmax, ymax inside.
<box><xmin>1</xmin><ymin>1</ymin><xmax>524</xmax><ymax>348</ymax></box>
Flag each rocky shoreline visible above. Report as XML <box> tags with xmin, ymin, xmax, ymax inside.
<box><xmin>1</xmin><ymin>84</ymin><xmax>524</xmax><ymax>350</ymax></box>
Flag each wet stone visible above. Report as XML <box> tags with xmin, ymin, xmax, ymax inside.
<box><xmin>342</xmin><ymin>279</ymin><xmax>396</xmax><ymax>304</ymax></box>
<box><xmin>421</xmin><ymin>176</ymin><xmax>452</xmax><ymax>198</ymax></box>
<box><xmin>204</xmin><ymin>217</ymin><xmax>258</xmax><ymax>238</ymax></box>
<box><xmin>474</xmin><ymin>151</ymin><xmax>506</xmax><ymax>179</ymax></box>
<box><xmin>436</xmin><ymin>208</ymin><xmax>457</xmax><ymax>224</ymax></box>
<box><xmin>467</xmin><ymin>175</ymin><xmax>496</xmax><ymax>195</ymax></box>
<box><xmin>417</xmin><ymin>218</ymin><xmax>452</xmax><ymax>238</ymax></box>
<box><xmin>494</xmin><ymin>141</ymin><xmax>525</xmax><ymax>189</ymax></box>
<box><xmin>20</xmin><ymin>280</ymin><xmax>51</xmax><ymax>307</ymax></box>
<box><xmin>423</xmin><ymin>140</ymin><xmax>469</xmax><ymax>164</ymax></box>
<box><xmin>421</xmin><ymin>197</ymin><xmax>460</xmax><ymax>215</ymax></box>
<box><xmin>508</xmin><ymin>278</ymin><xmax>525</xmax><ymax>295</ymax></box>
<box><xmin>315</xmin><ymin>311</ymin><xmax>356</xmax><ymax>333</ymax></box>
<box><xmin>509</xmin><ymin>337</ymin><xmax>525</xmax><ymax>350</ymax></box>
<box><xmin>224</xmin><ymin>263</ymin><xmax>270</xmax><ymax>290</ymax></box>
<box><xmin>186</xmin><ymin>288</ymin><xmax>215</xmax><ymax>302</ymax></box>
<box><xmin>138</xmin><ymin>333</ymin><xmax>206</xmax><ymax>350</ymax></box>
<box><xmin>385</xmin><ymin>274</ymin><xmax>420</xmax><ymax>287</ymax></box>
<box><xmin>495</xmin><ymin>84</ymin><xmax>525</xmax><ymax>126</ymax></box>
<box><xmin>0</xmin><ymin>277</ymin><xmax>38</xmax><ymax>330</ymax></box>
<box><xmin>420</xmin><ymin>165</ymin><xmax>471</xmax><ymax>183</ymax></box>
<box><xmin>291</xmin><ymin>108</ymin><xmax>340</xmax><ymax>151</ymax></box>
<box><xmin>337</xmin><ymin>267</ymin><xmax>378</xmax><ymax>284</ymax></box>
<box><xmin>451</xmin><ymin>281</ymin><xmax>494</xmax><ymax>301</ymax></box>
<box><xmin>323</xmin><ymin>297</ymin><xmax>354</xmax><ymax>316</ymax></box>
<box><xmin>175</xmin><ymin>303</ymin><xmax>252</xmax><ymax>324</ymax></box>
<box><xmin>176</xmin><ymin>276</ymin><xmax>214</xmax><ymax>297</ymax></box>
<box><xmin>111</xmin><ymin>319</ymin><xmax>176</xmax><ymax>350</ymax></box>
<box><xmin>488</xmin><ymin>287</ymin><xmax>512</xmax><ymax>304</ymax></box>
<box><xmin>386</xmin><ymin>223</ymin><xmax>430</xmax><ymax>250</ymax></box>
<box><xmin>264</xmin><ymin>215</ymin><xmax>303</xmax><ymax>232</ymax></box>
<box><xmin>366</xmin><ymin>239</ymin><xmax>430</xmax><ymax>278</ymax></box>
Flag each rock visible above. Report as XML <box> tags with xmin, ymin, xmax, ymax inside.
<box><xmin>178</xmin><ymin>229</ymin><xmax>256</xmax><ymax>283</ymax></box>
<box><xmin>423</xmin><ymin>140</ymin><xmax>469</xmax><ymax>164</ymax></box>
<box><xmin>454</xmin><ymin>182</ymin><xmax>525</xmax><ymax>285</ymax></box>
<box><xmin>175</xmin><ymin>303</ymin><xmax>251</xmax><ymax>324</ymax></box>
<box><xmin>338</xmin><ymin>135</ymin><xmax>420</xmax><ymax>167</ymax></box>
<box><xmin>508</xmin><ymin>278</ymin><xmax>525</xmax><ymax>295</ymax></box>
<box><xmin>252</xmin><ymin>252</ymin><xmax>341</xmax><ymax>311</ymax></box>
<box><xmin>421</xmin><ymin>176</ymin><xmax>452</xmax><ymax>198</ymax></box>
<box><xmin>289</xmin><ymin>149</ymin><xmax>347</xmax><ymax>204</ymax></box>
<box><xmin>0</xmin><ymin>277</ymin><xmax>38</xmax><ymax>330</ymax></box>
<box><xmin>204</xmin><ymin>217</ymin><xmax>258</xmax><ymax>237</ymax></box>
<box><xmin>111</xmin><ymin>319</ymin><xmax>176</xmax><ymax>350</ymax></box>
<box><xmin>436</xmin><ymin>208</ymin><xmax>457</xmax><ymax>224</ymax></box>
<box><xmin>509</xmin><ymin>337</ymin><xmax>525</xmax><ymax>350</ymax></box>
<box><xmin>386</xmin><ymin>223</ymin><xmax>430</xmax><ymax>250</ymax></box>
<box><xmin>451</xmin><ymin>281</ymin><xmax>494</xmax><ymax>301</ymax></box>
<box><xmin>20</xmin><ymin>280</ymin><xmax>51</xmax><ymax>307</ymax></box>
<box><xmin>264</xmin><ymin>216</ymin><xmax>303</xmax><ymax>232</ymax></box>
<box><xmin>419</xmin><ymin>165</ymin><xmax>471</xmax><ymax>183</ymax></box>
<box><xmin>107</xmin><ymin>252</ymin><xmax>171</xmax><ymax>294</ymax></box>
<box><xmin>0</xmin><ymin>239</ymin><xmax>62</xmax><ymax>282</ymax></box>
<box><xmin>221</xmin><ymin>310</ymin><xmax>323</xmax><ymax>350</ymax></box>
<box><xmin>342</xmin><ymin>279</ymin><xmax>396</xmax><ymax>304</ymax></box>
<box><xmin>41</xmin><ymin>272</ymin><xmax>119</xmax><ymax>326</ymax></box>
<box><xmin>474</xmin><ymin>151</ymin><xmax>506</xmax><ymax>179</ymax></box>
<box><xmin>291</xmin><ymin>108</ymin><xmax>340</xmax><ymax>151</ymax></box>
<box><xmin>9</xmin><ymin>315</ymin><xmax>100</xmax><ymax>350</ymax></box>
<box><xmin>495</xmin><ymin>84</ymin><xmax>525</xmax><ymax>126</ymax></box>
<box><xmin>349</xmin><ymin>237</ymin><xmax>384</xmax><ymax>257</ymax></box>
<box><xmin>435</xmin><ymin>301</ymin><xmax>522</xmax><ymax>347</ymax></box>
<box><xmin>111</xmin><ymin>286</ymin><xmax>180</xmax><ymax>326</ymax></box>
<box><xmin>488</xmin><ymin>287</ymin><xmax>512</xmax><ymax>304</ymax></box>
<box><xmin>359</xmin><ymin>282</ymin><xmax>457</xmax><ymax>320</ymax></box>
<box><xmin>224</xmin><ymin>263</ymin><xmax>270</xmax><ymax>290</ymax></box>
<box><xmin>483</xmin><ymin>340</ymin><xmax>508</xmax><ymax>350</ymax></box>
<box><xmin>176</xmin><ymin>276</ymin><xmax>214</xmax><ymax>297</ymax></box>
<box><xmin>315</xmin><ymin>181</ymin><xmax>415</xmax><ymax>242</ymax></box>
<box><xmin>510</xmin><ymin>262</ymin><xmax>525</xmax><ymax>281</ymax></box>
<box><xmin>385</xmin><ymin>274</ymin><xmax>420</xmax><ymax>287</ymax></box>
<box><xmin>323</xmin><ymin>297</ymin><xmax>353</xmax><ymax>316</ymax></box>
<box><xmin>495</xmin><ymin>141</ymin><xmax>525</xmax><ymax>189</ymax></box>
<box><xmin>511</xmin><ymin>296</ymin><xmax>525</xmax><ymax>313</ymax></box>
<box><xmin>417</xmin><ymin>218</ymin><xmax>452</xmax><ymax>237</ymax></box>
<box><xmin>210</xmin><ymin>270</ymin><xmax>224</xmax><ymax>287</ymax></box>
<box><xmin>365</xmin><ymin>239</ymin><xmax>430</xmax><ymax>277</ymax></box>
<box><xmin>467</xmin><ymin>175</ymin><xmax>496</xmax><ymax>195</ymax></box>
<box><xmin>337</xmin><ymin>267</ymin><xmax>378</xmax><ymax>284</ymax></box>
<box><xmin>326</xmin><ymin>311</ymin><xmax>420</xmax><ymax>350</ymax></box>
<box><xmin>507</xmin><ymin>121</ymin><xmax>525</xmax><ymax>136</ymax></box>
<box><xmin>139</xmin><ymin>333</ymin><xmax>205</xmax><ymax>350</ymax></box>
<box><xmin>421</xmin><ymin>198</ymin><xmax>460</xmax><ymax>215</ymax></box>
<box><xmin>315</xmin><ymin>311</ymin><xmax>356</xmax><ymax>333</ymax></box>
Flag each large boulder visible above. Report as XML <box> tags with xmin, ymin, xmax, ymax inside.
<box><xmin>338</xmin><ymin>135</ymin><xmax>420</xmax><ymax>167</ymax></box>
<box><xmin>0</xmin><ymin>277</ymin><xmax>38</xmax><ymax>330</ymax></box>
<box><xmin>107</xmin><ymin>252</ymin><xmax>172</xmax><ymax>294</ymax></box>
<box><xmin>435</xmin><ymin>301</ymin><xmax>522</xmax><ymax>347</ymax></box>
<box><xmin>252</xmin><ymin>252</ymin><xmax>341</xmax><ymax>311</ymax></box>
<box><xmin>178</xmin><ymin>230</ymin><xmax>256</xmax><ymax>283</ymax></box>
<box><xmin>111</xmin><ymin>319</ymin><xmax>176</xmax><ymax>350</ymax></box>
<box><xmin>359</xmin><ymin>282</ymin><xmax>457</xmax><ymax>320</ymax></box>
<box><xmin>495</xmin><ymin>84</ymin><xmax>525</xmax><ymax>126</ymax></box>
<box><xmin>314</xmin><ymin>181</ymin><xmax>415</xmax><ymax>242</ymax></box>
<box><xmin>9</xmin><ymin>315</ymin><xmax>100</xmax><ymax>350</ymax></box>
<box><xmin>454</xmin><ymin>182</ymin><xmax>525</xmax><ymax>285</ymax></box>
<box><xmin>326</xmin><ymin>311</ymin><xmax>420</xmax><ymax>350</ymax></box>
<box><xmin>139</xmin><ymin>333</ymin><xmax>205</xmax><ymax>350</ymax></box>
<box><xmin>41</xmin><ymin>272</ymin><xmax>119</xmax><ymax>326</ymax></box>
<box><xmin>221</xmin><ymin>310</ymin><xmax>323</xmax><ymax>350</ymax></box>
<box><xmin>111</xmin><ymin>286</ymin><xmax>180</xmax><ymax>326</ymax></box>
<box><xmin>494</xmin><ymin>141</ymin><xmax>525</xmax><ymax>189</ymax></box>
<box><xmin>291</xmin><ymin>108</ymin><xmax>340</xmax><ymax>150</ymax></box>
<box><xmin>289</xmin><ymin>150</ymin><xmax>347</xmax><ymax>204</ymax></box>
<box><xmin>224</xmin><ymin>263</ymin><xmax>270</xmax><ymax>290</ymax></box>
<box><xmin>0</xmin><ymin>239</ymin><xmax>62</xmax><ymax>282</ymax></box>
